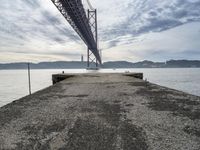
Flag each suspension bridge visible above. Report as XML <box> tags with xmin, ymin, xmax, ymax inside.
<box><xmin>51</xmin><ymin>0</ymin><xmax>101</xmax><ymax>68</ymax></box>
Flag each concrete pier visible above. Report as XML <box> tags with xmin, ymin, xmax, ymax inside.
<box><xmin>52</xmin><ymin>72</ymin><xmax>143</xmax><ymax>84</ymax></box>
<box><xmin>0</xmin><ymin>73</ymin><xmax>200</xmax><ymax>150</ymax></box>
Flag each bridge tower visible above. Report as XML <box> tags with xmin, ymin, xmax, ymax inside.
<box><xmin>87</xmin><ymin>9</ymin><xmax>99</xmax><ymax>68</ymax></box>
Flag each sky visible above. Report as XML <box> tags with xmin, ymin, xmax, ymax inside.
<box><xmin>0</xmin><ymin>0</ymin><xmax>200</xmax><ymax>63</ymax></box>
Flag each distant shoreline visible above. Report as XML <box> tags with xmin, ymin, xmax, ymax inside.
<box><xmin>1</xmin><ymin>67</ymin><xmax>200</xmax><ymax>70</ymax></box>
<box><xmin>0</xmin><ymin>60</ymin><xmax>200</xmax><ymax>69</ymax></box>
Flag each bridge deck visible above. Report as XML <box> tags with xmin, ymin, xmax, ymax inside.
<box><xmin>0</xmin><ymin>73</ymin><xmax>200</xmax><ymax>149</ymax></box>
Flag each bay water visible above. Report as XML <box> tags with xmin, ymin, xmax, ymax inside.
<box><xmin>0</xmin><ymin>68</ymin><xmax>200</xmax><ymax>107</ymax></box>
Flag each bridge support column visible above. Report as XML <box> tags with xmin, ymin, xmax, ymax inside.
<box><xmin>87</xmin><ymin>9</ymin><xmax>100</xmax><ymax>69</ymax></box>
<box><xmin>87</xmin><ymin>48</ymin><xmax>98</xmax><ymax>69</ymax></box>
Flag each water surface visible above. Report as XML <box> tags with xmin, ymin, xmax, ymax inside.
<box><xmin>0</xmin><ymin>68</ymin><xmax>200</xmax><ymax>107</ymax></box>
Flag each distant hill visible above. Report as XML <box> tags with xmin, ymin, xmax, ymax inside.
<box><xmin>0</xmin><ymin>61</ymin><xmax>87</xmax><ymax>70</ymax></box>
<box><xmin>0</xmin><ymin>60</ymin><xmax>200</xmax><ymax>69</ymax></box>
<box><xmin>165</xmin><ymin>60</ymin><xmax>200</xmax><ymax>68</ymax></box>
<box><xmin>102</xmin><ymin>60</ymin><xmax>166</xmax><ymax>68</ymax></box>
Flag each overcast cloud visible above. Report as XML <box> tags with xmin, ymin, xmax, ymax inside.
<box><xmin>0</xmin><ymin>0</ymin><xmax>200</xmax><ymax>63</ymax></box>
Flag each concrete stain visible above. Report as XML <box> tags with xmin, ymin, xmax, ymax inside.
<box><xmin>137</xmin><ymin>86</ymin><xmax>200</xmax><ymax>120</ymax></box>
<box><xmin>183</xmin><ymin>125</ymin><xmax>200</xmax><ymax>137</ymax></box>
<box><xmin>61</xmin><ymin>101</ymin><xmax>149</xmax><ymax>150</ymax></box>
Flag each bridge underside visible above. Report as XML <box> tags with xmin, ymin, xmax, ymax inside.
<box><xmin>51</xmin><ymin>0</ymin><xmax>101</xmax><ymax>65</ymax></box>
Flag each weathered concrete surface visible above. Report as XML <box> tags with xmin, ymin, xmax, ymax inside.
<box><xmin>0</xmin><ymin>73</ymin><xmax>200</xmax><ymax>150</ymax></box>
<box><xmin>52</xmin><ymin>73</ymin><xmax>143</xmax><ymax>84</ymax></box>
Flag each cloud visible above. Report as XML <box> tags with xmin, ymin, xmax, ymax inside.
<box><xmin>109</xmin><ymin>22</ymin><xmax>200</xmax><ymax>61</ymax></box>
<box><xmin>0</xmin><ymin>0</ymin><xmax>200</xmax><ymax>62</ymax></box>
<box><xmin>95</xmin><ymin>0</ymin><xmax>200</xmax><ymax>40</ymax></box>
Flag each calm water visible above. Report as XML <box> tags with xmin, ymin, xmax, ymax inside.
<box><xmin>0</xmin><ymin>68</ymin><xmax>200</xmax><ymax>107</ymax></box>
